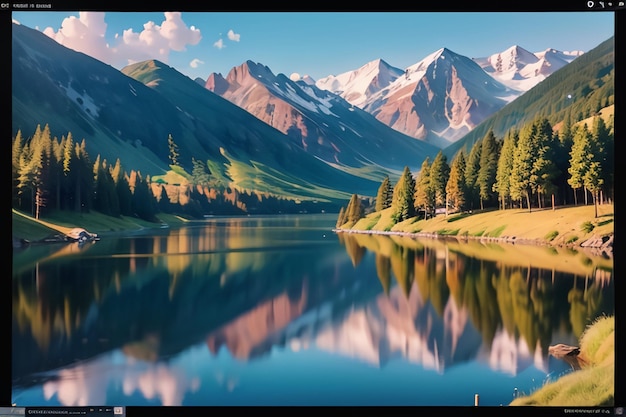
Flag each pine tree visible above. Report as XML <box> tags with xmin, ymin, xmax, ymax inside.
<box><xmin>375</xmin><ymin>175</ymin><xmax>393</xmax><ymax>212</ymax></box>
<box><xmin>465</xmin><ymin>140</ymin><xmax>482</xmax><ymax>210</ymax></box>
<box><xmin>494</xmin><ymin>129</ymin><xmax>518</xmax><ymax>210</ymax></box>
<box><xmin>17</xmin><ymin>132</ymin><xmax>44</xmax><ymax>217</ymax></box>
<box><xmin>111</xmin><ymin>159</ymin><xmax>133</xmax><ymax>216</ymax></box>
<box><xmin>131</xmin><ymin>171</ymin><xmax>159</xmax><ymax>222</ymax></box>
<box><xmin>12</xmin><ymin>130</ymin><xmax>24</xmax><ymax>207</ymax></box>
<box><xmin>531</xmin><ymin>119</ymin><xmax>560</xmax><ymax>210</ymax></box>
<box><xmin>510</xmin><ymin>122</ymin><xmax>539</xmax><ymax>211</ymax></box>
<box><xmin>168</xmin><ymin>134</ymin><xmax>180</xmax><ymax>167</ymax></box>
<box><xmin>191</xmin><ymin>157</ymin><xmax>210</xmax><ymax>186</ymax></box>
<box><xmin>430</xmin><ymin>151</ymin><xmax>450</xmax><ymax>213</ymax></box>
<box><xmin>346</xmin><ymin>194</ymin><xmax>363</xmax><ymax>225</ymax></box>
<box><xmin>391</xmin><ymin>166</ymin><xmax>416</xmax><ymax>223</ymax></box>
<box><xmin>414</xmin><ymin>159</ymin><xmax>433</xmax><ymax>219</ymax></box>
<box><xmin>158</xmin><ymin>185</ymin><xmax>173</xmax><ymax>214</ymax></box>
<box><xmin>336</xmin><ymin>206</ymin><xmax>346</xmax><ymax>228</ymax></box>
<box><xmin>568</xmin><ymin>125</ymin><xmax>591</xmax><ymax>207</ymax></box>
<box><xmin>477</xmin><ymin>130</ymin><xmax>498</xmax><ymax>210</ymax></box>
<box><xmin>446</xmin><ymin>150</ymin><xmax>467</xmax><ymax>213</ymax></box>
<box><xmin>592</xmin><ymin>116</ymin><xmax>613</xmax><ymax>204</ymax></box>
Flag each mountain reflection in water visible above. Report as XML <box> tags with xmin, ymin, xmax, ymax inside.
<box><xmin>12</xmin><ymin>215</ymin><xmax>613</xmax><ymax>406</ymax></box>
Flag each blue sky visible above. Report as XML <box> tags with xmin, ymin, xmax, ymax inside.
<box><xmin>11</xmin><ymin>11</ymin><xmax>615</xmax><ymax>82</ymax></box>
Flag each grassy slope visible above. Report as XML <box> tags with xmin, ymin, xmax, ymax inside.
<box><xmin>510</xmin><ymin>315</ymin><xmax>614</xmax><ymax>407</ymax></box>
<box><xmin>342</xmin><ymin>203</ymin><xmax>614</xmax><ymax>248</ymax></box>
<box><xmin>12</xmin><ymin>209</ymin><xmax>189</xmax><ymax>242</ymax></box>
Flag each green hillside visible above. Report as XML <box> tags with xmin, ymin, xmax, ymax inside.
<box><xmin>445</xmin><ymin>36</ymin><xmax>614</xmax><ymax>159</ymax></box>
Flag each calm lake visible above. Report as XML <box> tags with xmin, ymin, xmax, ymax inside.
<box><xmin>11</xmin><ymin>214</ymin><xmax>614</xmax><ymax>407</ymax></box>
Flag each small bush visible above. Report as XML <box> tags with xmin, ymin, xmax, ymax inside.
<box><xmin>447</xmin><ymin>214</ymin><xmax>469</xmax><ymax>223</ymax></box>
<box><xmin>581</xmin><ymin>221</ymin><xmax>595</xmax><ymax>233</ymax></box>
<box><xmin>487</xmin><ymin>225</ymin><xmax>506</xmax><ymax>237</ymax></box>
<box><xmin>566</xmin><ymin>236</ymin><xmax>579</xmax><ymax>244</ymax></box>
<box><xmin>545</xmin><ymin>230</ymin><xmax>559</xmax><ymax>241</ymax></box>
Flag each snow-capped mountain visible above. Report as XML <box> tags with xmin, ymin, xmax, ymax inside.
<box><xmin>315</xmin><ymin>58</ymin><xmax>405</xmax><ymax>108</ymax></box>
<box><xmin>314</xmin><ymin>45</ymin><xmax>583</xmax><ymax>148</ymax></box>
<box><xmin>361</xmin><ymin>48</ymin><xmax>515</xmax><ymax>148</ymax></box>
<box><xmin>474</xmin><ymin>45</ymin><xmax>583</xmax><ymax>91</ymax></box>
<box><xmin>204</xmin><ymin>60</ymin><xmax>440</xmax><ymax>173</ymax></box>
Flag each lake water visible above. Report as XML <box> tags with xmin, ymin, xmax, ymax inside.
<box><xmin>11</xmin><ymin>214</ymin><xmax>614</xmax><ymax>407</ymax></box>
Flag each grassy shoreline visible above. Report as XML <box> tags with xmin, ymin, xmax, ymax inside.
<box><xmin>337</xmin><ymin>203</ymin><xmax>614</xmax><ymax>253</ymax></box>
<box><xmin>12</xmin><ymin>209</ymin><xmax>194</xmax><ymax>247</ymax></box>
<box><xmin>510</xmin><ymin>315</ymin><xmax>614</xmax><ymax>407</ymax></box>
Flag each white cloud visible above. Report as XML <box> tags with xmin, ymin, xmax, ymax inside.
<box><xmin>290</xmin><ymin>72</ymin><xmax>301</xmax><ymax>81</ymax></box>
<box><xmin>41</xmin><ymin>11</ymin><xmax>201</xmax><ymax>69</ymax></box>
<box><xmin>213</xmin><ymin>38</ymin><xmax>225</xmax><ymax>49</ymax></box>
<box><xmin>227</xmin><ymin>29</ymin><xmax>240</xmax><ymax>42</ymax></box>
<box><xmin>190</xmin><ymin>58</ymin><xmax>204</xmax><ymax>69</ymax></box>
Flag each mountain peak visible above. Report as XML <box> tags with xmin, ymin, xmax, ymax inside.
<box><xmin>315</xmin><ymin>58</ymin><xmax>404</xmax><ymax>107</ymax></box>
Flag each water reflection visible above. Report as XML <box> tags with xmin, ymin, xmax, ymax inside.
<box><xmin>337</xmin><ymin>232</ymin><xmax>613</xmax><ymax>357</ymax></box>
<box><xmin>12</xmin><ymin>215</ymin><xmax>613</xmax><ymax>406</ymax></box>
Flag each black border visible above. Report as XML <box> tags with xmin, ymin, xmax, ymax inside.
<box><xmin>4</xmin><ymin>2</ymin><xmax>623</xmax><ymax>416</ymax></box>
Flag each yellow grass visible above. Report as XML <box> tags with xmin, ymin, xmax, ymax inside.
<box><xmin>345</xmin><ymin>203</ymin><xmax>613</xmax><ymax>248</ymax></box>
<box><xmin>510</xmin><ymin>315</ymin><xmax>614</xmax><ymax>406</ymax></box>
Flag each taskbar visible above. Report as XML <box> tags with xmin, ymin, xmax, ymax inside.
<box><xmin>0</xmin><ymin>407</ymin><xmax>125</xmax><ymax>417</ymax></box>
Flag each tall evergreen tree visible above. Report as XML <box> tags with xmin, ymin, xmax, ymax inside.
<box><xmin>591</xmin><ymin>116</ymin><xmax>613</xmax><ymax>204</ymax></box>
<box><xmin>73</xmin><ymin>139</ymin><xmax>93</xmax><ymax>213</ymax></box>
<box><xmin>60</xmin><ymin>133</ymin><xmax>74</xmax><ymax>210</ymax></box>
<box><xmin>191</xmin><ymin>157</ymin><xmax>210</xmax><ymax>186</ymax></box>
<box><xmin>531</xmin><ymin>119</ymin><xmax>560</xmax><ymax>210</ymax></box>
<box><xmin>579</xmin><ymin>118</ymin><xmax>609</xmax><ymax>218</ymax></box>
<box><xmin>391</xmin><ymin>166</ymin><xmax>416</xmax><ymax>223</ymax></box>
<box><xmin>12</xmin><ymin>130</ymin><xmax>24</xmax><ymax>207</ymax></box>
<box><xmin>158</xmin><ymin>185</ymin><xmax>173</xmax><ymax>214</ymax></box>
<box><xmin>375</xmin><ymin>175</ymin><xmax>393</xmax><ymax>212</ymax></box>
<box><xmin>568</xmin><ymin>125</ymin><xmax>591</xmax><ymax>207</ymax></box>
<box><xmin>17</xmin><ymin>131</ymin><xmax>44</xmax><ymax>217</ymax></box>
<box><xmin>477</xmin><ymin>130</ymin><xmax>499</xmax><ymax>210</ymax></box>
<box><xmin>93</xmin><ymin>157</ymin><xmax>120</xmax><ymax>216</ymax></box>
<box><xmin>49</xmin><ymin>135</ymin><xmax>64</xmax><ymax>211</ymax></box>
<box><xmin>494</xmin><ymin>129</ymin><xmax>518</xmax><ymax>210</ymax></box>
<box><xmin>430</xmin><ymin>151</ymin><xmax>450</xmax><ymax>213</ymax></box>
<box><xmin>345</xmin><ymin>194</ymin><xmax>363</xmax><ymax>225</ymax></box>
<box><xmin>465</xmin><ymin>140</ymin><xmax>482</xmax><ymax>210</ymax></box>
<box><xmin>111</xmin><ymin>159</ymin><xmax>133</xmax><ymax>216</ymax></box>
<box><xmin>336</xmin><ymin>206</ymin><xmax>346</xmax><ymax>228</ymax></box>
<box><xmin>446</xmin><ymin>150</ymin><xmax>467</xmax><ymax>213</ymax></box>
<box><xmin>414</xmin><ymin>158</ymin><xmax>433</xmax><ymax>218</ymax></box>
<box><xmin>131</xmin><ymin>170</ymin><xmax>158</xmax><ymax>222</ymax></box>
<box><xmin>167</xmin><ymin>134</ymin><xmax>180</xmax><ymax>167</ymax></box>
<box><xmin>510</xmin><ymin>122</ymin><xmax>539</xmax><ymax>212</ymax></box>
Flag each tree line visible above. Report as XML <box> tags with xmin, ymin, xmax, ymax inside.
<box><xmin>12</xmin><ymin>124</ymin><xmax>161</xmax><ymax>221</ymax></box>
<box><xmin>12</xmin><ymin>124</ymin><xmax>341</xmax><ymax>223</ymax></box>
<box><xmin>337</xmin><ymin>115</ymin><xmax>613</xmax><ymax>227</ymax></box>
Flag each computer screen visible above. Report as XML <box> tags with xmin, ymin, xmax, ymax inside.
<box><xmin>6</xmin><ymin>2</ymin><xmax>621</xmax><ymax>416</ymax></box>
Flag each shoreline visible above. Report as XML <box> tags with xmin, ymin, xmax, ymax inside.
<box><xmin>333</xmin><ymin>227</ymin><xmax>614</xmax><ymax>258</ymax></box>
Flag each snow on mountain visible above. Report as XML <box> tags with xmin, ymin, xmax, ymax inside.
<box><xmin>357</xmin><ymin>47</ymin><xmax>515</xmax><ymax>148</ymax></box>
<box><xmin>313</xmin><ymin>44</ymin><xmax>582</xmax><ymax>147</ymax></box>
<box><xmin>300</xmin><ymin>74</ymin><xmax>316</xmax><ymax>85</ymax></box>
<box><xmin>204</xmin><ymin>60</ymin><xmax>440</xmax><ymax>172</ymax></box>
<box><xmin>315</xmin><ymin>59</ymin><xmax>404</xmax><ymax>108</ymax></box>
<box><xmin>473</xmin><ymin>45</ymin><xmax>583</xmax><ymax>92</ymax></box>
